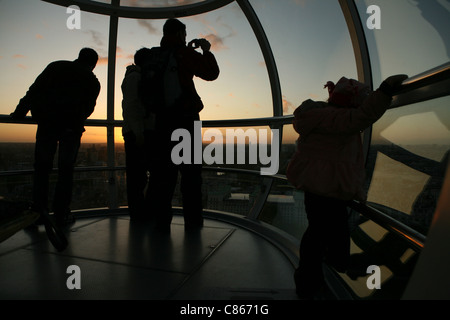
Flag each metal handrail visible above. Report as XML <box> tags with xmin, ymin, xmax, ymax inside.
<box><xmin>0</xmin><ymin>114</ymin><xmax>295</xmax><ymax>128</ymax></box>
<box><xmin>391</xmin><ymin>61</ymin><xmax>450</xmax><ymax>109</ymax></box>
<box><xmin>0</xmin><ymin>165</ymin><xmax>125</xmax><ymax>177</ymax></box>
<box><xmin>399</xmin><ymin>61</ymin><xmax>450</xmax><ymax>92</ymax></box>
<box><xmin>349</xmin><ymin>200</ymin><xmax>425</xmax><ymax>251</ymax></box>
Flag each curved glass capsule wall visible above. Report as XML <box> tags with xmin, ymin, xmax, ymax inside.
<box><xmin>1</xmin><ymin>0</ymin><xmax>449</xmax><ymax>300</ymax></box>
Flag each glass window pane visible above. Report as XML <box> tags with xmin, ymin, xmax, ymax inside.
<box><xmin>115</xmin><ymin>1</ymin><xmax>272</xmax><ymax>121</ymax></box>
<box><xmin>356</xmin><ymin>0</ymin><xmax>450</xmax><ymax>86</ymax></box>
<box><xmin>200</xmin><ymin>125</ymin><xmax>277</xmax><ymax>173</ymax></box>
<box><xmin>0</xmin><ymin>0</ymin><xmax>109</xmax><ymax>120</ymax></box>
<box><xmin>201</xmin><ymin>170</ymin><xmax>264</xmax><ymax>216</ymax></box>
<box><xmin>0</xmin><ymin>125</ymin><xmax>108</xmax><ymax>173</ymax></box>
<box><xmin>366</xmin><ymin>96</ymin><xmax>450</xmax><ymax>235</ymax></box>
<box><xmin>340</xmin><ymin>218</ymin><xmax>419</xmax><ymax>299</ymax></box>
<box><xmin>0</xmin><ymin>123</ymin><xmax>36</xmax><ymax>144</ymax></box>
<box><xmin>251</xmin><ymin>0</ymin><xmax>358</xmax><ymax>116</ymax></box>
<box><xmin>77</xmin><ymin>127</ymin><xmax>108</xmax><ymax>167</ymax></box>
<box><xmin>0</xmin><ymin>169</ymin><xmax>113</xmax><ymax>211</ymax></box>
<box><xmin>0</xmin><ymin>125</ymin><xmax>36</xmax><ymax>172</ymax></box>
<box><xmin>81</xmin><ymin>126</ymin><xmax>108</xmax><ymax>146</ymax></box>
<box><xmin>259</xmin><ymin>178</ymin><xmax>306</xmax><ymax>241</ymax></box>
<box><xmin>115</xmin><ymin>127</ymin><xmax>126</xmax><ymax>167</ymax></box>
<box><xmin>115</xmin><ymin>18</ymin><xmax>165</xmax><ymax>121</ymax></box>
<box><xmin>71</xmin><ymin>170</ymin><xmax>111</xmax><ymax>210</ymax></box>
<box><xmin>0</xmin><ymin>173</ymin><xmax>33</xmax><ymax>203</ymax></box>
<box><xmin>279</xmin><ymin>123</ymin><xmax>297</xmax><ymax>176</ymax></box>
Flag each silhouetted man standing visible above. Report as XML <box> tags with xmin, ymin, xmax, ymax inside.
<box><xmin>143</xmin><ymin>19</ymin><xmax>219</xmax><ymax>232</ymax></box>
<box><xmin>11</xmin><ymin>48</ymin><xmax>101</xmax><ymax>228</ymax></box>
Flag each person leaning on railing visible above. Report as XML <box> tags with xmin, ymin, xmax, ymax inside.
<box><xmin>10</xmin><ymin>48</ymin><xmax>101</xmax><ymax>229</ymax></box>
<box><xmin>286</xmin><ymin>74</ymin><xmax>408</xmax><ymax>299</ymax></box>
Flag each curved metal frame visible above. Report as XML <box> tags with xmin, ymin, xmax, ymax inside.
<box><xmin>338</xmin><ymin>0</ymin><xmax>373</xmax><ymax>164</ymax></box>
<box><xmin>236</xmin><ymin>0</ymin><xmax>283</xmax><ymax>117</ymax></box>
<box><xmin>42</xmin><ymin>0</ymin><xmax>236</xmax><ymax>19</ymax></box>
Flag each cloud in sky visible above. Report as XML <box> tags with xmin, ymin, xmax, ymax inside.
<box><xmin>200</xmin><ymin>32</ymin><xmax>228</xmax><ymax>52</ymax></box>
<box><xmin>137</xmin><ymin>20</ymin><xmax>159</xmax><ymax>35</ymax></box>
<box><xmin>97</xmin><ymin>56</ymin><xmax>108</xmax><ymax>65</ymax></box>
<box><xmin>132</xmin><ymin>13</ymin><xmax>236</xmax><ymax>52</ymax></box>
<box><xmin>96</xmin><ymin>47</ymin><xmax>136</xmax><ymax>66</ymax></box>
<box><xmin>282</xmin><ymin>95</ymin><xmax>295</xmax><ymax>113</ymax></box>
<box><xmin>199</xmin><ymin>25</ymin><xmax>236</xmax><ymax>52</ymax></box>
<box><xmin>308</xmin><ymin>93</ymin><xmax>319</xmax><ymax>100</ymax></box>
<box><xmin>189</xmin><ymin>14</ymin><xmax>237</xmax><ymax>52</ymax></box>
<box><xmin>84</xmin><ymin>29</ymin><xmax>105</xmax><ymax>47</ymax></box>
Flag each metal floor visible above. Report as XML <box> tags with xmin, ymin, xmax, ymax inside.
<box><xmin>0</xmin><ymin>214</ymin><xmax>300</xmax><ymax>300</ymax></box>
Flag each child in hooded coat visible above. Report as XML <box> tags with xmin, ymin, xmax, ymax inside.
<box><xmin>287</xmin><ymin>74</ymin><xmax>408</xmax><ymax>299</ymax></box>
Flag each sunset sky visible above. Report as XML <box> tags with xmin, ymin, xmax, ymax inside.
<box><xmin>0</xmin><ymin>0</ymin><xmax>449</xmax><ymax>145</ymax></box>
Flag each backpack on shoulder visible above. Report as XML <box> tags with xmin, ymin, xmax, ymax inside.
<box><xmin>139</xmin><ymin>47</ymin><xmax>203</xmax><ymax>116</ymax></box>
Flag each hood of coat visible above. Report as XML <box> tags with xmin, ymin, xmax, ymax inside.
<box><xmin>293</xmin><ymin>99</ymin><xmax>328</xmax><ymax>137</ymax></box>
<box><xmin>124</xmin><ymin>64</ymin><xmax>141</xmax><ymax>77</ymax></box>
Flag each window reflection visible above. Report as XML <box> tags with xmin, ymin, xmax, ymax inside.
<box><xmin>366</xmin><ymin>96</ymin><xmax>450</xmax><ymax>234</ymax></box>
<box><xmin>356</xmin><ymin>0</ymin><xmax>450</xmax><ymax>86</ymax></box>
<box><xmin>341</xmin><ymin>219</ymin><xmax>418</xmax><ymax>299</ymax></box>
<box><xmin>250</xmin><ymin>0</ymin><xmax>357</xmax><ymax>116</ymax></box>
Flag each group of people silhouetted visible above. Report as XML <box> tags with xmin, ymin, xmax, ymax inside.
<box><xmin>121</xmin><ymin>18</ymin><xmax>219</xmax><ymax>232</ymax></box>
<box><xmin>11</xmin><ymin>47</ymin><xmax>101</xmax><ymax>227</ymax></box>
<box><xmin>10</xmin><ymin>16</ymin><xmax>407</xmax><ymax>300</ymax></box>
<box><xmin>11</xmin><ymin>19</ymin><xmax>219</xmax><ymax>234</ymax></box>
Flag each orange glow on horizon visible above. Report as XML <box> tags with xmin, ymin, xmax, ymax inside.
<box><xmin>0</xmin><ymin>123</ymin><xmax>299</xmax><ymax>145</ymax></box>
